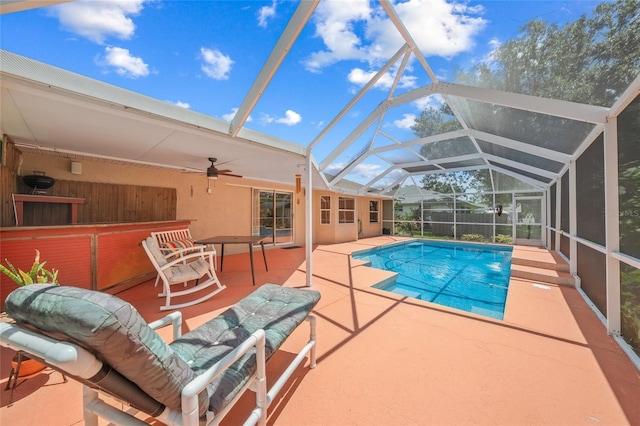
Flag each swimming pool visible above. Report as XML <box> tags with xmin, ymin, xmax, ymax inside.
<box><xmin>352</xmin><ymin>240</ymin><xmax>513</xmax><ymax>320</ymax></box>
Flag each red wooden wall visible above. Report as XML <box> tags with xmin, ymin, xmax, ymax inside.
<box><xmin>0</xmin><ymin>220</ymin><xmax>192</xmax><ymax>309</ymax></box>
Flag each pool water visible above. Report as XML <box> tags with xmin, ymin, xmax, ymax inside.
<box><xmin>352</xmin><ymin>240</ymin><xmax>513</xmax><ymax>320</ymax></box>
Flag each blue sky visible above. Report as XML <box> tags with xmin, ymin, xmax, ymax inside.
<box><xmin>0</xmin><ymin>0</ymin><xmax>603</xmax><ymax>178</ymax></box>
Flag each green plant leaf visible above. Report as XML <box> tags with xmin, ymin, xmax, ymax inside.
<box><xmin>18</xmin><ymin>269</ymin><xmax>33</xmax><ymax>285</ymax></box>
<box><xmin>0</xmin><ymin>264</ymin><xmax>22</xmax><ymax>284</ymax></box>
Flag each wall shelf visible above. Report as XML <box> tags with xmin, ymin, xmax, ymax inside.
<box><xmin>12</xmin><ymin>194</ymin><xmax>85</xmax><ymax>226</ymax></box>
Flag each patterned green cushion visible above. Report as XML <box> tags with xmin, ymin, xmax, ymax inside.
<box><xmin>170</xmin><ymin>284</ymin><xmax>321</xmax><ymax>415</ymax></box>
<box><xmin>4</xmin><ymin>284</ymin><xmax>209</xmax><ymax>415</ymax></box>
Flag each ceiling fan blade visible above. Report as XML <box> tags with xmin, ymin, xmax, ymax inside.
<box><xmin>221</xmin><ymin>172</ymin><xmax>243</xmax><ymax>178</ymax></box>
<box><xmin>217</xmin><ymin>169</ymin><xmax>233</xmax><ymax>173</ymax></box>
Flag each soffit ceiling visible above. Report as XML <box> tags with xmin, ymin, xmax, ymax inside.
<box><xmin>1</xmin><ymin>61</ymin><xmax>320</xmax><ymax>187</ymax></box>
<box><xmin>1</xmin><ymin>0</ymin><xmax>639</xmax><ymax>196</ymax></box>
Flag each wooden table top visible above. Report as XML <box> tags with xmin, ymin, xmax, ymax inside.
<box><xmin>194</xmin><ymin>235</ymin><xmax>265</xmax><ymax>245</ymax></box>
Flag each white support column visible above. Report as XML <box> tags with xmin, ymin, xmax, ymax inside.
<box><xmin>492</xmin><ymin>193</ymin><xmax>496</xmax><ymax>243</ymax></box>
<box><xmin>545</xmin><ymin>188</ymin><xmax>551</xmax><ymax>249</ymax></box>
<box><xmin>420</xmin><ymin>198</ymin><xmax>424</xmax><ymax>237</ymax></box>
<box><xmin>555</xmin><ymin>179</ymin><xmax>561</xmax><ymax>252</ymax></box>
<box><xmin>453</xmin><ymin>196</ymin><xmax>457</xmax><ymax>240</ymax></box>
<box><xmin>512</xmin><ymin>193</ymin><xmax>516</xmax><ymax>243</ymax></box>
<box><xmin>305</xmin><ymin>155</ymin><xmax>314</xmax><ymax>287</ymax></box>
<box><xmin>569</xmin><ymin>160</ymin><xmax>577</xmax><ymax>275</ymax></box>
<box><xmin>604</xmin><ymin>118</ymin><xmax>621</xmax><ymax>335</ymax></box>
<box><xmin>541</xmin><ymin>191</ymin><xmax>547</xmax><ymax>248</ymax></box>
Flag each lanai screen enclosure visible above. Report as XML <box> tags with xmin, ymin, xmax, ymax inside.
<box><xmin>0</xmin><ymin>1</ymin><xmax>639</xmax><ymax>364</ymax></box>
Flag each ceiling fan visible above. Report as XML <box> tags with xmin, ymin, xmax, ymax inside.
<box><xmin>205</xmin><ymin>157</ymin><xmax>242</xmax><ymax>179</ymax></box>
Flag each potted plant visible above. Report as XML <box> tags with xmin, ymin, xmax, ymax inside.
<box><xmin>0</xmin><ymin>249</ymin><xmax>59</xmax><ymax>381</ymax></box>
<box><xmin>0</xmin><ymin>249</ymin><xmax>59</xmax><ymax>286</ymax></box>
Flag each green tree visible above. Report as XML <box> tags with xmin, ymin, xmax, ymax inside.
<box><xmin>411</xmin><ymin>104</ymin><xmax>460</xmax><ymax>137</ymax></box>
<box><xmin>462</xmin><ymin>0</ymin><xmax>639</xmax><ymax>104</ymax></box>
<box><xmin>412</xmin><ymin>0</ymin><xmax>640</xmax><ymax>194</ymax></box>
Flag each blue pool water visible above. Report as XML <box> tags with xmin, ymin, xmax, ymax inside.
<box><xmin>352</xmin><ymin>240</ymin><xmax>513</xmax><ymax>320</ymax></box>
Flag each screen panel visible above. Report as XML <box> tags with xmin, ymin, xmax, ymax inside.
<box><xmin>576</xmin><ymin>134</ymin><xmax>605</xmax><ymax>246</ymax></box>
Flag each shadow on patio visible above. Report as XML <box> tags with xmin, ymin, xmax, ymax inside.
<box><xmin>1</xmin><ymin>237</ymin><xmax>639</xmax><ymax>425</ymax></box>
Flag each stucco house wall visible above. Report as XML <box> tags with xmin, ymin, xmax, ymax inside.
<box><xmin>17</xmin><ymin>152</ymin><xmax>380</xmax><ymax>250</ymax></box>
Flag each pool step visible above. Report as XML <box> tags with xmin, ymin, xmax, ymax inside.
<box><xmin>510</xmin><ymin>246</ymin><xmax>573</xmax><ymax>286</ymax></box>
<box><xmin>510</xmin><ymin>264</ymin><xmax>575</xmax><ymax>287</ymax></box>
<box><xmin>511</xmin><ymin>257</ymin><xmax>570</xmax><ymax>272</ymax></box>
<box><xmin>392</xmin><ymin>287</ymin><xmax>422</xmax><ymax>300</ymax></box>
<box><xmin>511</xmin><ymin>247</ymin><xmax>570</xmax><ymax>272</ymax></box>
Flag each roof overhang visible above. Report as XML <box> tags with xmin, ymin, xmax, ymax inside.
<box><xmin>0</xmin><ymin>50</ymin><xmax>328</xmax><ymax>189</ymax></box>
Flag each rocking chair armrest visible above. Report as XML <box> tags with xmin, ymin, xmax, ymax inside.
<box><xmin>161</xmin><ymin>250</ymin><xmax>216</xmax><ymax>269</ymax></box>
<box><xmin>148</xmin><ymin>311</ymin><xmax>183</xmax><ymax>340</ymax></box>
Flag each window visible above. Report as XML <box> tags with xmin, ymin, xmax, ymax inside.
<box><xmin>369</xmin><ymin>200</ymin><xmax>379</xmax><ymax>223</ymax></box>
<box><xmin>339</xmin><ymin>197</ymin><xmax>355</xmax><ymax>224</ymax></box>
<box><xmin>320</xmin><ymin>196</ymin><xmax>331</xmax><ymax>224</ymax></box>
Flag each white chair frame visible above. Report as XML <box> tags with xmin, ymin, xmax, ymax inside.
<box><xmin>142</xmin><ymin>237</ymin><xmax>225</xmax><ymax>310</ymax></box>
<box><xmin>0</xmin><ymin>305</ymin><xmax>318</xmax><ymax>426</ymax></box>
<box><xmin>150</xmin><ymin>229</ymin><xmax>215</xmax><ymax>288</ymax></box>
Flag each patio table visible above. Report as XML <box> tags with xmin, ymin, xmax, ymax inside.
<box><xmin>194</xmin><ymin>235</ymin><xmax>268</xmax><ymax>286</ymax></box>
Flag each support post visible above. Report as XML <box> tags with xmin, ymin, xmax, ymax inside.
<box><xmin>569</xmin><ymin>160</ymin><xmax>577</xmax><ymax>276</ymax></box>
<box><xmin>604</xmin><ymin>118</ymin><xmax>621</xmax><ymax>335</ymax></box>
<box><xmin>555</xmin><ymin>177</ymin><xmax>562</xmax><ymax>252</ymax></box>
<box><xmin>305</xmin><ymin>154</ymin><xmax>313</xmax><ymax>287</ymax></box>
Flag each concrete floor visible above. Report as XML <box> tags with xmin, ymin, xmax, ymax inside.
<box><xmin>1</xmin><ymin>236</ymin><xmax>639</xmax><ymax>425</ymax></box>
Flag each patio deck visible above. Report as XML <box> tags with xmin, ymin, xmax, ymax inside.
<box><xmin>1</xmin><ymin>236</ymin><xmax>639</xmax><ymax>425</ymax></box>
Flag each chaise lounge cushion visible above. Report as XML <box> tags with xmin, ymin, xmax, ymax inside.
<box><xmin>170</xmin><ymin>283</ymin><xmax>321</xmax><ymax>415</ymax></box>
<box><xmin>4</xmin><ymin>284</ymin><xmax>209</xmax><ymax>414</ymax></box>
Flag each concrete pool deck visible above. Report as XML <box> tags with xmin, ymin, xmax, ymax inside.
<box><xmin>1</xmin><ymin>236</ymin><xmax>639</xmax><ymax>425</ymax></box>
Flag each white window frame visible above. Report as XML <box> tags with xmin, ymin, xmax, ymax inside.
<box><xmin>338</xmin><ymin>196</ymin><xmax>355</xmax><ymax>224</ymax></box>
<box><xmin>320</xmin><ymin>195</ymin><xmax>331</xmax><ymax>225</ymax></box>
<box><xmin>369</xmin><ymin>200</ymin><xmax>379</xmax><ymax>223</ymax></box>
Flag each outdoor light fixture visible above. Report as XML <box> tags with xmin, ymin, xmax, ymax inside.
<box><xmin>71</xmin><ymin>161</ymin><xmax>82</xmax><ymax>175</ymax></box>
<box><xmin>295</xmin><ymin>173</ymin><xmax>301</xmax><ymax>193</ymax></box>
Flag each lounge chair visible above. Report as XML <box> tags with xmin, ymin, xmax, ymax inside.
<box><xmin>0</xmin><ymin>283</ymin><xmax>321</xmax><ymax>426</ymax></box>
<box><xmin>142</xmin><ymin>236</ymin><xmax>225</xmax><ymax>310</ymax></box>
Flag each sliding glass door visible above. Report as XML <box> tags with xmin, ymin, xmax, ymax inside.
<box><xmin>252</xmin><ymin>189</ymin><xmax>293</xmax><ymax>245</ymax></box>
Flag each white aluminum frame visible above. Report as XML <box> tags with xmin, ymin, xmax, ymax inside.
<box><xmin>0</xmin><ymin>310</ymin><xmax>318</xmax><ymax>426</ymax></box>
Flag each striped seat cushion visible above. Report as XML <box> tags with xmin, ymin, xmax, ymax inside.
<box><xmin>162</xmin><ymin>239</ymin><xmax>197</xmax><ymax>252</ymax></box>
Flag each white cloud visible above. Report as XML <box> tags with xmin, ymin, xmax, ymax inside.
<box><xmin>393</xmin><ymin>113</ymin><xmax>417</xmax><ymax>129</ymax></box>
<box><xmin>347</xmin><ymin>67</ymin><xmax>417</xmax><ymax>89</ymax></box>
<box><xmin>51</xmin><ymin>0</ymin><xmax>146</xmax><ymax>44</ymax></box>
<box><xmin>304</xmin><ymin>0</ymin><xmax>486</xmax><ymax>72</ymax></box>
<box><xmin>174</xmin><ymin>101</ymin><xmax>190</xmax><ymax>109</ymax></box>
<box><xmin>100</xmin><ymin>47</ymin><xmax>149</xmax><ymax>78</ymax></box>
<box><xmin>222</xmin><ymin>107</ymin><xmax>252</xmax><ymax>122</ymax></box>
<box><xmin>413</xmin><ymin>95</ymin><xmax>442</xmax><ymax>110</ymax></box>
<box><xmin>277</xmin><ymin>110</ymin><xmax>302</xmax><ymax>126</ymax></box>
<box><xmin>324</xmin><ymin>162</ymin><xmax>384</xmax><ymax>182</ymax></box>
<box><xmin>257</xmin><ymin>0</ymin><xmax>277</xmax><ymax>28</ymax></box>
<box><xmin>261</xmin><ymin>110</ymin><xmax>302</xmax><ymax>126</ymax></box>
<box><xmin>303</xmin><ymin>0</ymin><xmax>372</xmax><ymax>72</ymax></box>
<box><xmin>200</xmin><ymin>47</ymin><xmax>233</xmax><ymax>80</ymax></box>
